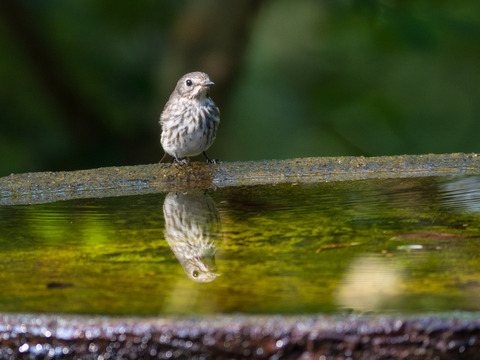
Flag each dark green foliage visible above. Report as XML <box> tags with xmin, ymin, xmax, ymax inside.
<box><xmin>1</xmin><ymin>0</ymin><xmax>479</xmax><ymax>174</ymax></box>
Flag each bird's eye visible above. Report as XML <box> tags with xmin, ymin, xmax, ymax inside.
<box><xmin>186</xmin><ymin>79</ymin><xmax>192</xmax><ymax>86</ymax></box>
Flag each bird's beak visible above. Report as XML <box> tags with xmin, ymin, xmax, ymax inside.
<box><xmin>202</xmin><ymin>80</ymin><xmax>215</xmax><ymax>86</ymax></box>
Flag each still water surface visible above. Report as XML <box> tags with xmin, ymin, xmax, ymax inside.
<box><xmin>0</xmin><ymin>175</ymin><xmax>479</xmax><ymax>315</ymax></box>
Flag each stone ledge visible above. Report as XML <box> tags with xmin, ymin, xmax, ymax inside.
<box><xmin>0</xmin><ymin>313</ymin><xmax>478</xmax><ymax>359</ymax></box>
<box><xmin>1</xmin><ymin>153</ymin><xmax>479</xmax><ymax>205</ymax></box>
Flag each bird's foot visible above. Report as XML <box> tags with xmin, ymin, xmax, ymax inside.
<box><xmin>173</xmin><ymin>157</ymin><xmax>189</xmax><ymax>165</ymax></box>
<box><xmin>203</xmin><ymin>151</ymin><xmax>219</xmax><ymax>164</ymax></box>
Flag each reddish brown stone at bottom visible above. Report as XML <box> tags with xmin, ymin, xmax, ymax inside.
<box><xmin>0</xmin><ymin>314</ymin><xmax>478</xmax><ymax>359</ymax></box>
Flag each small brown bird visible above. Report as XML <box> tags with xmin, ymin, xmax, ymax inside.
<box><xmin>160</xmin><ymin>72</ymin><xmax>220</xmax><ymax>164</ymax></box>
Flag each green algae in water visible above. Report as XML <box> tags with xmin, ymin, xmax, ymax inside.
<box><xmin>0</xmin><ymin>175</ymin><xmax>479</xmax><ymax>315</ymax></box>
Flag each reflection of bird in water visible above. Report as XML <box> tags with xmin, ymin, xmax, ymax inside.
<box><xmin>163</xmin><ymin>191</ymin><xmax>222</xmax><ymax>282</ymax></box>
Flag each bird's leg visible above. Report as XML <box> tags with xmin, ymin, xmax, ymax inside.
<box><xmin>159</xmin><ymin>152</ymin><xmax>169</xmax><ymax>163</ymax></box>
<box><xmin>173</xmin><ymin>156</ymin><xmax>189</xmax><ymax>165</ymax></box>
<box><xmin>203</xmin><ymin>151</ymin><xmax>218</xmax><ymax>164</ymax></box>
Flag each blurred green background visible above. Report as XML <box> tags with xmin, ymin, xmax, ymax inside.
<box><xmin>1</xmin><ymin>0</ymin><xmax>479</xmax><ymax>176</ymax></box>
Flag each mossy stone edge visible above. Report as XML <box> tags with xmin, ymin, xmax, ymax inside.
<box><xmin>1</xmin><ymin>153</ymin><xmax>479</xmax><ymax>205</ymax></box>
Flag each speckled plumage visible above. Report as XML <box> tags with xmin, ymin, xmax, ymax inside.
<box><xmin>160</xmin><ymin>72</ymin><xmax>220</xmax><ymax>164</ymax></box>
<box><xmin>163</xmin><ymin>192</ymin><xmax>222</xmax><ymax>283</ymax></box>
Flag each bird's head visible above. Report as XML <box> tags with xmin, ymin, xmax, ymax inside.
<box><xmin>175</xmin><ymin>72</ymin><xmax>214</xmax><ymax>101</ymax></box>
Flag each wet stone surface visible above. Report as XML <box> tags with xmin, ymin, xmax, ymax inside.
<box><xmin>1</xmin><ymin>153</ymin><xmax>479</xmax><ymax>205</ymax></box>
<box><xmin>0</xmin><ymin>313</ymin><xmax>479</xmax><ymax>359</ymax></box>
